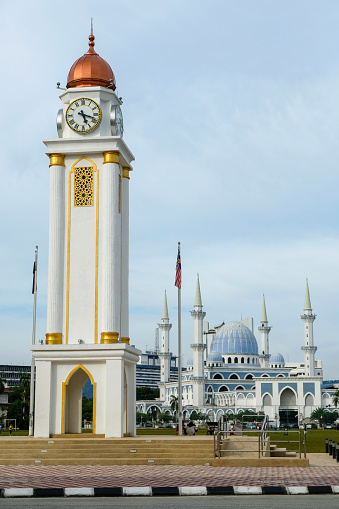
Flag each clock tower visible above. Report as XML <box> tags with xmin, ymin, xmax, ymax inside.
<box><xmin>31</xmin><ymin>29</ymin><xmax>141</xmax><ymax>438</ymax></box>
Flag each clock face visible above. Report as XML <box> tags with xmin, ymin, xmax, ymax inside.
<box><xmin>66</xmin><ymin>98</ymin><xmax>101</xmax><ymax>133</ymax></box>
<box><xmin>111</xmin><ymin>105</ymin><xmax>124</xmax><ymax>137</ymax></box>
<box><xmin>115</xmin><ymin>106</ymin><xmax>124</xmax><ymax>137</ymax></box>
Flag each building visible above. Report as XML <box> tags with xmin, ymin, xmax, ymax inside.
<box><xmin>0</xmin><ymin>365</ymin><xmax>30</xmax><ymax>388</ymax></box>
<box><xmin>137</xmin><ymin>351</ymin><xmax>180</xmax><ymax>387</ymax></box>
<box><xmin>31</xmin><ymin>27</ymin><xmax>140</xmax><ymax>438</ymax></box>
<box><xmin>137</xmin><ymin>277</ymin><xmax>336</xmax><ymax>428</ymax></box>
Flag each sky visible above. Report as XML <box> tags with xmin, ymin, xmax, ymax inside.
<box><xmin>1</xmin><ymin>0</ymin><xmax>339</xmax><ymax>379</ymax></box>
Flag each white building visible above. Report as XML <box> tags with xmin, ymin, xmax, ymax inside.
<box><xmin>32</xmin><ymin>28</ymin><xmax>140</xmax><ymax>438</ymax></box>
<box><xmin>138</xmin><ymin>277</ymin><xmax>333</xmax><ymax>428</ymax></box>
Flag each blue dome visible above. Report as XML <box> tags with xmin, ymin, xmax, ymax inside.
<box><xmin>270</xmin><ymin>352</ymin><xmax>285</xmax><ymax>364</ymax></box>
<box><xmin>207</xmin><ymin>351</ymin><xmax>223</xmax><ymax>363</ymax></box>
<box><xmin>210</xmin><ymin>321</ymin><xmax>258</xmax><ymax>355</ymax></box>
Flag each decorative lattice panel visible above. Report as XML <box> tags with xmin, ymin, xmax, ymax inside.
<box><xmin>74</xmin><ymin>167</ymin><xmax>94</xmax><ymax>206</ymax></box>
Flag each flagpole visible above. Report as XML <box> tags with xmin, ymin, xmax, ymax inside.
<box><xmin>29</xmin><ymin>246</ymin><xmax>38</xmax><ymax>437</ymax></box>
<box><xmin>177</xmin><ymin>242</ymin><xmax>183</xmax><ymax>436</ymax></box>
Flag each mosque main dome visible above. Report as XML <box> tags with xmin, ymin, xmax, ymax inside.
<box><xmin>66</xmin><ymin>30</ymin><xmax>116</xmax><ymax>90</ymax></box>
<box><xmin>210</xmin><ymin>321</ymin><xmax>259</xmax><ymax>355</ymax></box>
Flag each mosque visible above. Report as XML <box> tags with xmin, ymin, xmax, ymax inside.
<box><xmin>137</xmin><ymin>278</ymin><xmax>335</xmax><ymax>428</ymax></box>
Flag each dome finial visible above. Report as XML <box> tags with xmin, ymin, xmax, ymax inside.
<box><xmin>88</xmin><ymin>18</ymin><xmax>95</xmax><ymax>54</ymax></box>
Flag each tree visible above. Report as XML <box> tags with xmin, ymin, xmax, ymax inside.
<box><xmin>0</xmin><ymin>377</ymin><xmax>4</xmax><ymax>395</ymax></box>
<box><xmin>82</xmin><ymin>397</ymin><xmax>93</xmax><ymax>422</ymax></box>
<box><xmin>332</xmin><ymin>390</ymin><xmax>339</xmax><ymax>409</ymax></box>
<box><xmin>169</xmin><ymin>395</ymin><xmax>178</xmax><ymax>413</ymax></box>
<box><xmin>136</xmin><ymin>386</ymin><xmax>160</xmax><ymax>401</ymax></box>
<box><xmin>7</xmin><ymin>373</ymin><xmax>31</xmax><ymax>429</ymax></box>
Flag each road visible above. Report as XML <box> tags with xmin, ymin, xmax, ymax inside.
<box><xmin>0</xmin><ymin>496</ymin><xmax>338</xmax><ymax>509</ymax></box>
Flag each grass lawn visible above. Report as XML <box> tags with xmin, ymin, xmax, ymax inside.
<box><xmin>264</xmin><ymin>429</ymin><xmax>339</xmax><ymax>453</ymax></box>
<box><xmin>136</xmin><ymin>428</ymin><xmax>338</xmax><ymax>453</ymax></box>
<box><xmin>0</xmin><ymin>430</ymin><xmax>29</xmax><ymax>437</ymax></box>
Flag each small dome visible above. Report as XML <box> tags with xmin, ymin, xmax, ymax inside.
<box><xmin>270</xmin><ymin>352</ymin><xmax>285</xmax><ymax>364</ymax></box>
<box><xmin>67</xmin><ymin>31</ymin><xmax>116</xmax><ymax>90</ymax></box>
<box><xmin>210</xmin><ymin>321</ymin><xmax>258</xmax><ymax>355</ymax></box>
<box><xmin>186</xmin><ymin>359</ymin><xmax>193</xmax><ymax>366</ymax></box>
<box><xmin>207</xmin><ymin>351</ymin><xmax>223</xmax><ymax>363</ymax></box>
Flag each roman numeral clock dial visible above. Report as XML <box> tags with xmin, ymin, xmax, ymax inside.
<box><xmin>66</xmin><ymin>98</ymin><xmax>102</xmax><ymax>133</ymax></box>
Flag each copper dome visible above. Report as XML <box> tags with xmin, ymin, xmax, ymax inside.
<box><xmin>66</xmin><ymin>32</ymin><xmax>116</xmax><ymax>90</ymax></box>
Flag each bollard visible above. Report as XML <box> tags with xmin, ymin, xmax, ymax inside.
<box><xmin>325</xmin><ymin>438</ymin><xmax>328</xmax><ymax>453</ymax></box>
<box><xmin>329</xmin><ymin>440</ymin><xmax>333</xmax><ymax>455</ymax></box>
<box><xmin>336</xmin><ymin>443</ymin><xmax>339</xmax><ymax>463</ymax></box>
<box><xmin>333</xmin><ymin>442</ymin><xmax>336</xmax><ymax>459</ymax></box>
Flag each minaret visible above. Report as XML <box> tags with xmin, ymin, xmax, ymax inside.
<box><xmin>190</xmin><ymin>275</ymin><xmax>206</xmax><ymax>406</ymax></box>
<box><xmin>31</xmin><ymin>28</ymin><xmax>141</xmax><ymax>438</ymax></box>
<box><xmin>258</xmin><ymin>294</ymin><xmax>271</xmax><ymax>368</ymax></box>
<box><xmin>301</xmin><ymin>279</ymin><xmax>317</xmax><ymax>376</ymax></box>
<box><xmin>158</xmin><ymin>291</ymin><xmax>172</xmax><ymax>398</ymax></box>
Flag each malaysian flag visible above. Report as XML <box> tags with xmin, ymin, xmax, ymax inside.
<box><xmin>175</xmin><ymin>244</ymin><xmax>181</xmax><ymax>289</ymax></box>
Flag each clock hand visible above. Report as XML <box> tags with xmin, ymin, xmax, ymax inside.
<box><xmin>78</xmin><ymin>110</ymin><xmax>88</xmax><ymax>124</ymax></box>
<box><xmin>82</xmin><ymin>112</ymin><xmax>95</xmax><ymax>120</ymax></box>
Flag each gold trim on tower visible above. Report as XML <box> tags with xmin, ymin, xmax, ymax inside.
<box><xmin>100</xmin><ymin>331</ymin><xmax>119</xmax><ymax>344</ymax></box>
<box><xmin>49</xmin><ymin>154</ymin><xmax>65</xmax><ymax>167</ymax></box>
<box><xmin>103</xmin><ymin>151</ymin><xmax>119</xmax><ymax>164</ymax></box>
<box><xmin>66</xmin><ymin>156</ymin><xmax>99</xmax><ymax>344</ymax></box>
<box><xmin>122</xmin><ymin>167</ymin><xmax>130</xmax><ymax>179</ymax></box>
<box><xmin>120</xmin><ymin>337</ymin><xmax>130</xmax><ymax>345</ymax></box>
<box><xmin>45</xmin><ymin>332</ymin><xmax>62</xmax><ymax>344</ymax></box>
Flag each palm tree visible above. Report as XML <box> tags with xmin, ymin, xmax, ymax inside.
<box><xmin>310</xmin><ymin>407</ymin><xmax>325</xmax><ymax>421</ymax></box>
<box><xmin>332</xmin><ymin>390</ymin><xmax>339</xmax><ymax>409</ymax></box>
<box><xmin>169</xmin><ymin>395</ymin><xmax>178</xmax><ymax>420</ymax></box>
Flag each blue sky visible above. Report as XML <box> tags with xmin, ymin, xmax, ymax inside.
<box><xmin>1</xmin><ymin>0</ymin><xmax>339</xmax><ymax>379</ymax></box>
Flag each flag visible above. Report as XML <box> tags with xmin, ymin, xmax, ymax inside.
<box><xmin>175</xmin><ymin>245</ymin><xmax>181</xmax><ymax>289</ymax></box>
<box><xmin>32</xmin><ymin>262</ymin><xmax>37</xmax><ymax>294</ymax></box>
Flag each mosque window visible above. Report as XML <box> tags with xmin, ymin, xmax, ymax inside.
<box><xmin>234</xmin><ymin>357</ymin><xmax>238</xmax><ymax>363</ymax></box>
<box><xmin>245</xmin><ymin>374</ymin><xmax>253</xmax><ymax>379</ymax></box>
<box><xmin>241</xmin><ymin>357</ymin><xmax>244</xmax><ymax>363</ymax></box>
<box><xmin>247</xmin><ymin>357</ymin><xmax>250</xmax><ymax>363</ymax></box>
<box><xmin>252</xmin><ymin>359</ymin><xmax>255</xmax><ymax>364</ymax></box>
<box><xmin>229</xmin><ymin>374</ymin><xmax>239</xmax><ymax>379</ymax></box>
<box><xmin>235</xmin><ymin>386</ymin><xmax>244</xmax><ymax>391</ymax></box>
<box><xmin>261</xmin><ymin>374</ymin><xmax>269</xmax><ymax>378</ymax></box>
<box><xmin>74</xmin><ymin>166</ymin><xmax>94</xmax><ymax>206</ymax></box>
<box><xmin>228</xmin><ymin>357</ymin><xmax>231</xmax><ymax>364</ymax></box>
<box><xmin>219</xmin><ymin>386</ymin><xmax>228</xmax><ymax>392</ymax></box>
<box><xmin>213</xmin><ymin>374</ymin><xmax>223</xmax><ymax>379</ymax></box>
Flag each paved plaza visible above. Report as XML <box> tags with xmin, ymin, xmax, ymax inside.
<box><xmin>0</xmin><ymin>455</ymin><xmax>338</xmax><ymax>490</ymax></box>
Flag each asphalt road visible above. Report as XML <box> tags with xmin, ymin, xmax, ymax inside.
<box><xmin>0</xmin><ymin>496</ymin><xmax>338</xmax><ymax>509</ymax></box>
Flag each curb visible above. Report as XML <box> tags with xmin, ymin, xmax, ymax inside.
<box><xmin>1</xmin><ymin>485</ymin><xmax>339</xmax><ymax>497</ymax></box>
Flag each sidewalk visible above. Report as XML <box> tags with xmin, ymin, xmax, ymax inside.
<box><xmin>0</xmin><ymin>455</ymin><xmax>338</xmax><ymax>489</ymax></box>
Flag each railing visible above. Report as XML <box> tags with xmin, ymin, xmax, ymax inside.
<box><xmin>214</xmin><ymin>415</ymin><xmax>306</xmax><ymax>459</ymax></box>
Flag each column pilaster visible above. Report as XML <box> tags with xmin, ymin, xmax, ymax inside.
<box><xmin>100</xmin><ymin>151</ymin><xmax>121</xmax><ymax>343</ymax></box>
<box><xmin>46</xmin><ymin>154</ymin><xmax>65</xmax><ymax>345</ymax></box>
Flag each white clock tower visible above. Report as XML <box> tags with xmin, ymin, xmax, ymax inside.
<box><xmin>32</xmin><ymin>29</ymin><xmax>140</xmax><ymax>438</ymax></box>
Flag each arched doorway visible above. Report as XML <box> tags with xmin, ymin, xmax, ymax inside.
<box><xmin>279</xmin><ymin>387</ymin><xmax>297</xmax><ymax>428</ymax></box>
<box><xmin>62</xmin><ymin>365</ymin><xmax>96</xmax><ymax>434</ymax></box>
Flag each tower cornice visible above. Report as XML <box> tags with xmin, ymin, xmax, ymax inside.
<box><xmin>44</xmin><ymin>136</ymin><xmax>134</xmax><ymax>169</ymax></box>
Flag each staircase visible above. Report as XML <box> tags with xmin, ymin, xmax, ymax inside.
<box><xmin>269</xmin><ymin>444</ymin><xmax>297</xmax><ymax>458</ymax></box>
<box><xmin>0</xmin><ymin>436</ymin><xmax>215</xmax><ymax>466</ymax></box>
